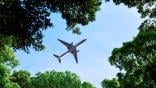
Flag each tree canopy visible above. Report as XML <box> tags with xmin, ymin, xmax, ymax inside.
<box><xmin>0</xmin><ymin>34</ymin><xmax>19</xmax><ymax>88</ymax></box>
<box><xmin>101</xmin><ymin>78</ymin><xmax>119</xmax><ymax>88</ymax></box>
<box><xmin>106</xmin><ymin>0</ymin><xmax>156</xmax><ymax>19</ymax></box>
<box><xmin>10</xmin><ymin>70</ymin><xmax>95</xmax><ymax>88</ymax></box>
<box><xmin>11</xmin><ymin>70</ymin><xmax>31</xmax><ymax>88</ymax></box>
<box><xmin>31</xmin><ymin>71</ymin><xmax>82</xmax><ymax>88</ymax></box>
<box><xmin>82</xmin><ymin>82</ymin><xmax>96</xmax><ymax>88</ymax></box>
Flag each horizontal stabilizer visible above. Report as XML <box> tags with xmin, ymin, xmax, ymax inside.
<box><xmin>53</xmin><ymin>54</ymin><xmax>61</xmax><ymax>63</ymax></box>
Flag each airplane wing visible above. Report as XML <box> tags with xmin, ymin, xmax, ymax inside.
<box><xmin>72</xmin><ymin>49</ymin><xmax>78</xmax><ymax>64</ymax></box>
<box><xmin>58</xmin><ymin>39</ymin><xmax>71</xmax><ymax>48</ymax></box>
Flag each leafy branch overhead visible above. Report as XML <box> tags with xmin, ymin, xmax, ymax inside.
<box><xmin>106</xmin><ymin>0</ymin><xmax>156</xmax><ymax>19</ymax></box>
<box><xmin>0</xmin><ymin>0</ymin><xmax>101</xmax><ymax>52</ymax></box>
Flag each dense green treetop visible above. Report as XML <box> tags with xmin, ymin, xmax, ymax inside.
<box><xmin>11</xmin><ymin>70</ymin><xmax>31</xmax><ymax>88</ymax></box>
<box><xmin>31</xmin><ymin>71</ymin><xmax>82</xmax><ymax>88</ymax></box>
<box><xmin>101</xmin><ymin>78</ymin><xmax>119</xmax><ymax>88</ymax></box>
<box><xmin>0</xmin><ymin>0</ymin><xmax>101</xmax><ymax>53</ymax></box>
<box><xmin>82</xmin><ymin>82</ymin><xmax>96</xmax><ymax>88</ymax></box>
<box><xmin>0</xmin><ymin>34</ymin><xmax>19</xmax><ymax>68</ymax></box>
<box><xmin>106</xmin><ymin>0</ymin><xmax>156</xmax><ymax>19</ymax></box>
<box><xmin>0</xmin><ymin>32</ymin><xmax>19</xmax><ymax>88</ymax></box>
<box><xmin>11</xmin><ymin>70</ymin><xmax>95</xmax><ymax>88</ymax></box>
<box><xmin>0</xmin><ymin>63</ymin><xmax>20</xmax><ymax>88</ymax></box>
<box><xmin>0</xmin><ymin>34</ymin><xmax>19</xmax><ymax>88</ymax></box>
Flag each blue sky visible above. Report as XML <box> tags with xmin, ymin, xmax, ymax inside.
<box><xmin>15</xmin><ymin>2</ymin><xmax>142</xmax><ymax>88</ymax></box>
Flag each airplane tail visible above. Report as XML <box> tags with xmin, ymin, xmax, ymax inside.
<box><xmin>53</xmin><ymin>54</ymin><xmax>61</xmax><ymax>63</ymax></box>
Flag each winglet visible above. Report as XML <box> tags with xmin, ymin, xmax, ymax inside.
<box><xmin>53</xmin><ymin>54</ymin><xmax>61</xmax><ymax>63</ymax></box>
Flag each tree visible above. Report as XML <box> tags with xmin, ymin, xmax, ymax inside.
<box><xmin>82</xmin><ymin>82</ymin><xmax>96</xmax><ymax>88</ymax></box>
<box><xmin>0</xmin><ymin>34</ymin><xmax>19</xmax><ymax>88</ymax></box>
<box><xmin>11</xmin><ymin>70</ymin><xmax>31</xmax><ymax>88</ymax></box>
<box><xmin>31</xmin><ymin>71</ymin><xmax>82</xmax><ymax>88</ymax></box>
<box><xmin>106</xmin><ymin>0</ymin><xmax>156</xmax><ymax>19</ymax></box>
<box><xmin>0</xmin><ymin>34</ymin><xmax>19</xmax><ymax>68</ymax></box>
<box><xmin>10</xmin><ymin>70</ymin><xmax>96</xmax><ymax>88</ymax></box>
<box><xmin>0</xmin><ymin>0</ymin><xmax>101</xmax><ymax>53</ymax></box>
<box><xmin>101</xmin><ymin>78</ymin><xmax>119</xmax><ymax>88</ymax></box>
<box><xmin>0</xmin><ymin>64</ymin><xmax>20</xmax><ymax>88</ymax></box>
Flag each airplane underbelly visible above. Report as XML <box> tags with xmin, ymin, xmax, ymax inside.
<box><xmin>71</xmin><ymin>50</ymin><xmax>74</xmax><ymax>54</ymax></box>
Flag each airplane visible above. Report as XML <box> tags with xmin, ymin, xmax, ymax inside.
<box><xmin>53</xmin><ymin>39</ymin><xmax>87</xmax><ymax>64</ymax></box>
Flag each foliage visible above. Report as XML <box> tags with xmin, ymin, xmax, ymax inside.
<box><xmin>11</xmin><ymin>70</ymin><xmax>31</xmax><ymax>88</ymax></box>
<box><xmin>0</xmin><ymin>0</ymin><xmax>101</xmax><ymax>53</ymax></box>
<box><xmin>0</xmin><ymin>34</ymin><xmax>19</xmax><ymax>88</ymax></box>
<box><xmin>10</xmin><ymin>70</ymin><xmax>96</xmax><ymax>88</ymax></box>
<box><xmin>0</xmin><ymin>34</ymin><xmax>19</xmax><ymax>68</ymax></box>
<box><xmin>106</xmin><ymin>0</ymin><xmax>156</xmax><ymax>19</ymax></box>
<box><xmin>82</xmin><ymin>82</ymin><xmax>96</xmax><ymax>88</ymax></box>
<box><xmin>31</xmin><ymin>70</ymin><xmax>82</xmax><ymax>88</ymax></box>
<box><xmin>101</xmin><ymin>78</ymin><xmax>119</xmax><ymax>88</ymax></box>
<box><xmin>0</xmin><ymin>64</ymin><xmax>20</xmax><ymax>88</ymax></box>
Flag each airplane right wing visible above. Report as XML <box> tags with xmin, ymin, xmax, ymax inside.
<box><xmin>72</xmin><ymin>49</ymin><xmax>78</xmax><ymax>64</ymax></box>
